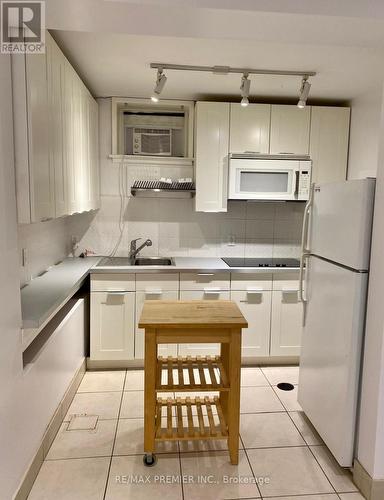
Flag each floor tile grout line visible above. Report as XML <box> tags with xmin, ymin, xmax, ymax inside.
<box><xmin>177</xmin><ymin>440</ymin><xmax>185</xmax><ymax>500</ymax></box>
<box><xmin>102</xmin><ymin>371</ymin><xmax>127</xmax><ymax>500</ymax></box>
<box><xmin>306</xmin><ymin>442</ymin><xmax>340</xmax><ymax>496</ymax></box>
<box><xmin>240</xmin><ymin>434</ymin><xmax>263</xmax><ymax>499</ymax></box>
<box><xmin>261</xmin><ymin>493</ymin><xmax>340</xmax><ymax>499</ymax></box>
<box><xmin>285</xmin><ymin>405</ymin><xmax>324</xmax><ymax>448</ymax></box>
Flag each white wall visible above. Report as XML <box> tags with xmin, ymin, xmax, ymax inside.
<box><xmin>0</xmin><ymin>55</ymin><xmax>87</xmax><ymax>499</ymax></box>
<box><xmin>348</xmin><ymin>87</ymin><xmax>383</xmax><ymax>179</ymax></box>
<box><xmin>18</xmin><ymin>212</ymin><xmax>94</xmax><ymax>287</ymax></box>
<box><xmin>0</xmin><ymin>54</ymin><xmax>29</xmax><ymax>499</ymax></box>
<box><xmin>74</xmin><ymin>98</ymin><xmax>304</xmax><ymax>259</ymax></box>
<box><xmin>357</xmin><ymin>86</ymin><xmax>384</xmax><ymax>480</ymax></box>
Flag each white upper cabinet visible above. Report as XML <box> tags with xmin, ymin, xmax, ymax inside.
<box><xmin>46</xmin><ymin>32</ymin><xmax>67</xmax><ymax>218</ymax></box>
<box><xmin>270</xmin><ymin>105</ymin><xmax>311</xmax><ymax>155</ymax></box>
<box><xmin>310</xmin><ymin>106</ymin><xmax>350</xmax><ymax>184</ymax></box>
<box><xmin>12</xmin><ymin>30</ymin><xmax>100</xmax><ymax>223</ymax></box>
<box><xmin>12</xmin><ymin>45</ymin><xmax>54</xmax><ymax>223</ymax></box>
<box><xmin>229</xmin><ymin>103</ymin><xmax>270</xmax><ymax>154</ymax></box>
<box><xmin>195</xmin><ymin>102</ymin><xmax>230</xmax><ymax>212</ymax></box>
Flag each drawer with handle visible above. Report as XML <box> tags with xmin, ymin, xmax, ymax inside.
<box><xmin>230</xmin><ymin>272</ymin><xmax>272</xmax><ymax>291</ymax></box>
<box><xmin>91</xmin><ymin>274</ymin><xmax>135</xmax><ymax>292</ymax></box>
<box><xmin>180</xmin><ymin>272</ymin><xmax>230</xmax><ymax>291</ymax></box>
<box><xmin>136</xmin><ymin>273</ymin><xmax>179</xmax><ymax>291</ymax></box>
<box><xmin>272</xmin><ymin>271</ymin><xmax>300</xmax><ymax>291</ymax></box>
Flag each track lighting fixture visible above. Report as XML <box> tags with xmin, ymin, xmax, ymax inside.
<box><xmin>148</xmin><ymin>63</ymin><xmax>317</xmax><ymax>105</ymax></box>
<box><xmin>240</xmin><ymin>74</ymin><xmax>250</xmax><ymax>107</ymax></box>
<box><xmin>151</xmin><ymin>68</ymin><xmax>167</xmax><ymax>102</ymax></box>
<box><xmin>297</xmin><ymin>76</ymin><xmax>311</xmax><ymax>108</ymax></box>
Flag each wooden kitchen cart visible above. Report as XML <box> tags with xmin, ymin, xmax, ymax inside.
<box><xmin>138</xmin><ymin>300</ymin><xmax>247</xmax><ymax>466</ymax></box>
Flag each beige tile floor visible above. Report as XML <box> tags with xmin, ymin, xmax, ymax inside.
<box><xmin>28</xmin><ymin>366</ymin><xmax>363</xmax><ymax>500</ymax></box>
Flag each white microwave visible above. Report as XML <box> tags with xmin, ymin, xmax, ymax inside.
<box><xmin>228</xmin><ymin>156</ymin><xmax>312</xmax><ymax>201</ymax></box>
<box><xmin>133</xmin><ymin>128</ymin><xmax>172</xmax><ymax>156</ymax></box>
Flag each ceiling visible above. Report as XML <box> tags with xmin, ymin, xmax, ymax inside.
<box><xmin>48</xmin><ymin>0</ymin><xmax>384</xmax><ymax>103</ymax></box>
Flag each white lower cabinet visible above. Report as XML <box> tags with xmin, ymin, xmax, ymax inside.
<box><xmin>270</xmin><ymin>289</ymin><xmax>303</xmax><ymax>356</ymax></box>
<box><xmin>178</xmin><ymin>290</ymin><xmax>230</xmax><ymax>356</ymax></box>
<box><xmin>135</xmin><ymin>290</ymin><xmax>178</xmax><ymax>360</ymax></box>
<box><xmin>231</xmin><ymin>290</ymin><xmax>272</xmax><ymax>357</ymax></box>
<box><xmin>90</xmin><ymin>292</ymin><xmax>135</xmax><ymax>360</ymax></box>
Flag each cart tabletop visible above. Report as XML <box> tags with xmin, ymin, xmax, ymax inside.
<box><xmin>138</xmin><ymin>300</ymin><xmax>248</xmax><ymax>329</ymax></box>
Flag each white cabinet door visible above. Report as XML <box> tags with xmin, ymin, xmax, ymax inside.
<box><xmin>25</xmin><ymin>51</ymin><xmax>55</xmax><ymax>222</ymax></box>
<box><xmin>270</xmin><ymin>289</ymin><xmax>303</xmax><ymax>356</ymax></box>
<box><xmin>46</xmin><ymin>32</ymin><xmax>67</xmax><ymax>218</ymax></box>
<box><xmin>310</xmin><ymin>106</ymin><xmax>350</xmax><ymax>184</ymax></box>
<box><xmin>63</xmin><ymin>61</ymin><xmax>79</xmax><ymax>214</ymax></box>
<box><xmin>231</xmin><ymin>290</ymin><xmax>271</xmax><ymax>357</ymax></box>
<box><xmin>135</xmin><ymin>290</ymin><xmax>178</xmax><ymax>360</ymax></box>
<box><xmin>91</xmin><ymin>292</ymin><xmax>135</xmax><ymax>360</ymax></box>
<box><xmin>178</xmin><ymin>290</ymin><xmax>230</xmax><ymax>356</ymax></box>
<box><xmin>89</xmin><ymin>96</ymin><xmax>100</xmax><ymax>210</ymax></box>
<box><xmin>195</xmin><ymin>102</ymin><xmax>229</xmax><ymax>212</ymax></box>
<box><xmin>270</xmin><ymin>105</ymin><xmax>311</xmax><ymax>155</ymax></box>
<box><xmin>230</xmin><ymin>103</ymin><xmax>270</xmax><ymax>154</ymax></box>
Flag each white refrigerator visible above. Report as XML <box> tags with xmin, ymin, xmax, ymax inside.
<box><xmin>298</xmin><ymin>178</ymin><xmax>376</xmax><ymax>467</ymax></box>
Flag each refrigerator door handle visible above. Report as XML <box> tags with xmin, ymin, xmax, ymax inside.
<box><xmin>299</xmin><ymin>253</ymin><xmax>309</xmax><ymax>304</ymax></box>
<box><xmin>299</xmin><ymin>183</ymin><xmax>314</xmax><ymax>306</ymax></box>
<box><xmin>301</xmin><ymin>183</ymin><xmax>314</xmax><ymax>255</ymax></box>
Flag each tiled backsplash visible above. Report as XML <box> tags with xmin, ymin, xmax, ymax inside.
<box><xmin>72</xmin><ymin>195</ymin><xmax>304</xmax><ymax>259</ymax></box>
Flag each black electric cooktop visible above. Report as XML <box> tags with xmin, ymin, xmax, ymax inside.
<box><xmin>221</xmin><ymin>257</ymin><xmax>300</xmax><ymax>268</ymax></box>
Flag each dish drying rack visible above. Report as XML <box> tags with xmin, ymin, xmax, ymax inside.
<box><xmin>131</xmin><ymin>180</ymin><xmax>195</xmax><ymax>198</ymax></box>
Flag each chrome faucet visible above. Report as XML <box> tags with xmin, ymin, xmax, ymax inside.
<box><xmin>129</xmin><ymin>238</ymin><xmax>153</xmax><ymax>263</ymax></box>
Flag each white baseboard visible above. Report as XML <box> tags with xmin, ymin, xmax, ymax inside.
<box><xmin>353</xmin><ymin>459</ymin><xmax>384</xmax><ymax>500</ymax></box>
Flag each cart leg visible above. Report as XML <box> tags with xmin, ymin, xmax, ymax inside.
<box><xmin>219</xmin><ymin>342</ymin><xmax>230</xmax><ymax>422</ymax></box>
<box><xmin>227</xmin><ymin>328</ymin><xmax>241</xmax><ymax>465</ymax></box>
<box><xmin>144</xmin><ymin>328</ymin><xmax>157</xmax><ymax>461</ymax></box>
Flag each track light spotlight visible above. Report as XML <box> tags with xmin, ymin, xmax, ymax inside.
<box><xmin>240</xmin><ymin>74</ymin><xmax>250</xmax><ymax>107</ymax></box>
<box><xmin>297</xmin><ymin>76</ymin><xmax>311</xmax><ymax>108</ymax></box>
<box><xmin>151</xmin><ymin>68</ymin><xmax>167</xmax><ymax>102</ymax></box>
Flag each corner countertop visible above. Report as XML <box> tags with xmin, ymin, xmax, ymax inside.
<box><xmin>20</xmin><ymin>255</ymin><xmax>300</xmax><ymax>351</ymax></box>
<box><xmin>90</xmin><ymin>256</ymin><xmax>301</xmax><ymax>274</ymax></box>
<box><xmin>21</xmin><ymin>257</ymin><xmax>102</xmax><ymax>333</ymax></box>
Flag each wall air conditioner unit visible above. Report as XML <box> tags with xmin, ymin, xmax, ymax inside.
<box><xmin>133</xmin><ymin>128</ymin><xmax>172</xmax><ymax>156</ymax></box>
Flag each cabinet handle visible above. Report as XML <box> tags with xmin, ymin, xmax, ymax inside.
<box><xmin>145</xmin><ymin>289</ymin><xmax>163</xmax><ymax>295</ymax></box>
<box><xmin>282</xmin><ymin>288</ymin><xmax>298</xmax><ymax>293</ymax></box>
<box><xmin>107</xmin><ymin>291</ymin><xmax>126</xmax><ymax>295</ymax></box>
<box><xmin>198</xmin><ymin>273</ymin><xmax>215</xmax><ymax>276</ymax></box>
<box><xmin>246</xmin><ymin>287</ymin><xmax>264</xmax><ymax>293</ymax></box>
<box><xmin>204</xmin><ymin>288</ymin><xmax>221</xmax><ymax>294</ymax></box>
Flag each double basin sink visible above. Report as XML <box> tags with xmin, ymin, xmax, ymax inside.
<box><xmin>97</xmin><ymin>256</ymin><xmax>174</xmax><ymax>267</ymax></box>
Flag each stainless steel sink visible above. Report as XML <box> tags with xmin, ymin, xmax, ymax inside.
<box><xmin>134</xmin><ymin>257</ymin><xmax>174</xmax><ymax>266</ymax></box>
<box><xmin>96</xmin><ymin>256</ymin><xmax>174</xmax><ymax>267</ymax></box>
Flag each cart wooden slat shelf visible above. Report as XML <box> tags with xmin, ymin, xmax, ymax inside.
<box><xmin>139</xmin><ymin>300</ymin><xmax>247</xmax><ymax>466</ymax></box>
<box><xmin>156</xmin><ymin>355</ymin><xmax>229</xmax><ymax>392</ymax></box>
<box><xmin>155</xmin><ymin>396</ymin><xmax>228</xmax><ymax>441</ymax></box>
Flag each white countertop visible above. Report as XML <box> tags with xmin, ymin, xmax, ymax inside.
<box><xmin>21</xmin><ymin>255</ymin><xmax>300</xmax><ymax>351</ymax></box>
<box><xmin>91</xmin><ymin>256</ymin><xmax>300</xmax><ymax>274</ymax></box>
<box><xmin>21</xmin><ymin>257</ymin><xmax>101</xmax><ymax>332</ymax></box>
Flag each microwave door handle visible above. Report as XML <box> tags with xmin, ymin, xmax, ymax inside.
<box><xmin>294</xmin><ymin>170</ymin><xmax>300</xmax><ymax>196</ymax></box>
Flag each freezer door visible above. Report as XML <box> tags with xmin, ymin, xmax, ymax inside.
<box><xmin>308</xmin><ymin>179</ymin><xmax>375</xmax><ymax>270</ymax></box>
<box><xmin>298</xmin><ymin>255</ymin><xmax>368</xmax><ymax>467</ymax></box>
